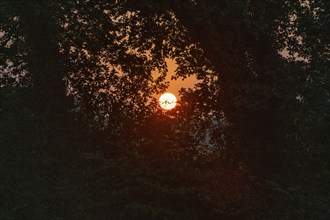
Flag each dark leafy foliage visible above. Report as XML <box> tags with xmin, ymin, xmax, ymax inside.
<box><xmin>1</xmin><ymin>0</ymin><xmax>329</xmax><ymax>219</ymax></box>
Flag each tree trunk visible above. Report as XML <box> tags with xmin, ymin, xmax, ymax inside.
<box><xmin>18</xmin><ymin>1</ymin><xmax>70</xmax><ymax>122</ymax></box>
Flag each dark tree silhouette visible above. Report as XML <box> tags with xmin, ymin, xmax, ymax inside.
<box><xmin>1</xmin><ymin>0</ymin><xmax>329</xmax><ymax>219</ymax></box>
<box><xmin>125</xmin><ymin>0</ymin><xmax>330</xmax><ymax>218</ymax></box>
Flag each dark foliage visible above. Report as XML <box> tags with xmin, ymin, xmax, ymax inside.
<box><xmin>1</xmin><ymin>0</ymin><xmax>329</xmax><ymax>219</ymax></box>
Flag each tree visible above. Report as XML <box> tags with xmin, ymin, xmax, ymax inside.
<box><xmin>1</xmin><ymin>0</ymin><xmax>71</xmax><ymax>119</ymax></box>
<box><xmin>1</xmin><ymin>1</ymin><xmax>213</xmax><ymax>218</ymax></box>
<box><xmin>1</xmin><ymin>0</ymin><xmax>329</xmax><ymax>219</ymax></box>
<box><xmin>125</xmin><ymin>0</ymin><xmax>330</xmax><ymax>218</ymax></box>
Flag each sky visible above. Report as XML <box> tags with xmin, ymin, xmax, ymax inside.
<box><xmin>155</xmin><ymin>59</ymin><xmax>200</xmax><ymax>100</ymax></box>
<box><xmin>158</xmin><ymin>49</ymin><xmax>302</xmax><ymax>102</ymax></box>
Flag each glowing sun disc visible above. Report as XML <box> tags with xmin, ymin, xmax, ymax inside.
<box><xmin>159</xmin><ymin>93</ymin><xmax>177</xmax><ymax>110</ymax></box>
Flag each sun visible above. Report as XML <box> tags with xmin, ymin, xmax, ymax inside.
<box><xmin>159</xmin><ymin>93</ymin><xmax>177</xmax><ymax>110</ymax></box>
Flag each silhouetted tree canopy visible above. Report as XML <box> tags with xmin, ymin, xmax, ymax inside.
<box><xmin>1</xmin><ymin>0</ymin><xmax>329</xmax><ymax>219</ymax></box>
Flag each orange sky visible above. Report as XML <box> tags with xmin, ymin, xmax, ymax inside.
<box><xmin>155</xmin><ymin>59</ymin><xmax>200</xmax><ymax>100</ymax></box>
<box><xmin>159</xmin><ymin>50</ymin><xmax>302</xmax><ymax>101</ymax></box>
